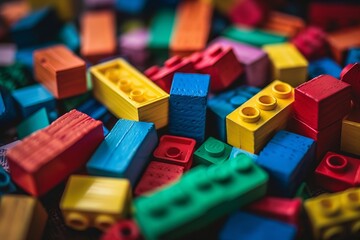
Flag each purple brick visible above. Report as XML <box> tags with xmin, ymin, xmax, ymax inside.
<box><xmin>0</xmin><ymin>44</ymin><xmax>16</xmax><ymax>66</ymax></box>
<box><xmin>119</xmin><ymin>28</ymin><xmax>149</xmax><ymax>66</ymax></box>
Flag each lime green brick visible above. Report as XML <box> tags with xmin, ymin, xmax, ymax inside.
<box><xmin>148</xmin><ymin>9</ymin><xmax>175</xmax><ymax>50</ymax></box>
<box><xmin>194</xmin><ymin>137</ymin><xmax>232</xmax><ymax>165</ymax></box>
<box><xmin>17</xmin><ymin>108</ymin><xmax>49</xmax><ymax>139</ymax></box>
<box><xmin>134</xmin><ymin>155</ymin><xmax>268</xmax><ymax>240</ymax></box>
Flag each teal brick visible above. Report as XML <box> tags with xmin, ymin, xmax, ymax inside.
<box><xmin>194</xmin><ymin>137</ymin><xmax>232</xmax><ymax>165</ymax></box>
<box><xmin>17</xmin><ymin>108</ymin><xmax>49</xmax><ymax>139</ymax></box>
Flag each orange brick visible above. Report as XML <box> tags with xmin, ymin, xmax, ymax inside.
<box><xmin>0</xmin><ymin>1</ymin><xmax>30</xmax><ymax>26</ymax></box>
<box><xmin>261</xmin><ymin>11</ymin><xmax>305</xmax><ymax>38</ymax></box>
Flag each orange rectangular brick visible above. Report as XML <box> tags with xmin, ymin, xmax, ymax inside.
<box><xmin>261</xmin><ymin>11</ymin><xmax>305</xmax><ymax>38</ymax></box>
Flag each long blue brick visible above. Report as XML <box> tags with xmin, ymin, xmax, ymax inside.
<box><xmin>308</xmin><ymin>58</ymin><xmax>342</xmax><ymax>79</ymax></box>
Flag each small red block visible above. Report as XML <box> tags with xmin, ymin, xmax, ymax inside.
<box><xmin>101</xmin><ymin>220</ymin><xmax>142</xmax><ymax>240</ymax></box>
<box><xmin>341</xmin><ymin>63</ymin><xmax>360</xmax><ymax>108</ymax></box>
<box><xmin>228</xmin><ymin>0</ymin><xmax>268</xmax><ymax>27</ymax></box>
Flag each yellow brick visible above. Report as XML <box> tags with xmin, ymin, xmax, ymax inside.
<box><xmin>226</xmin><ymin>80</ymin><xmax>294</xmax><ymax>153</ymax></box>
<box><xmin>60</xmin><ymin>175</ymin><xmax>132</xmax><ymax>232</ymax></box>
<box><xmin>0</xmin><ymin>195</ymin><xmax>48</xmax><ymax>240</ymax></box>
<box><xmin>90</xmin><ymin>58</ymin><xmax>169</xmax><ymax>129</ymax></box>
<box><xmin>304</xmin><ymin>188</ymin><xmax>360</xmax><ymax>240</ymax></box>
<box><xmin>263</xmin><ymin>43</ymin><xmax>308</xmax><ymax>87</ymax></box>
<box><xmin>341</xmin><ymin>110</ymin><xmax>360</xmax><ymax>156</ymax></box>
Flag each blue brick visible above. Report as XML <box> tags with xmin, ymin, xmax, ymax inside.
<box><xmin>255</xmin><ymin>130</ymin><xmax>316</xmax><ymax>196</ymax></box>
<box><xmin>219</xmin><ymin>212</ymin><xmax>296</xmax><ymax>240</ymax></box>
<box><xmin>87</xmin><ymin>119</ymin><xmax>158</xmax><ymax>186</ymax></box>
<box><xmin>208</xmin><ymin>86</ymin><xmax>260</xmax><ymax>141</ymax></box>
<box><xmin>0</xmin><ymin>89</ymin><xmax>18</xmax><ymax>125</ymax></box>
<box><xmin>116</xmin><ymin>0</ymin><xmax>147</xmax><ymax>14</ymax></box>
<box><xmin>0</xmin><ymin>91</ymin><xmax>4</xmax><ymax>117</ymax></box>
<box><xmin>12</xmin><ymin>84</ymin><xmax>56</xmax><ymax>118</ymax></box>
<box><xmin>0</xmin><ymin>167</ymin><xmax>16</xmax><ymax>196</ymax></box>
<box><xmin>308</xmin><ymin>58</ymin><xmax>342</xmax><ymax>79</ymax></box>
<box><xmin>58</xmin><ymin>23</ymin><xmax>80</xmax><ymax>52</ymax></box>
<box><xmin>76</xmin><ymin>98</ymin><xmax>108</xmax><ymax>121</ymax></box>
<box><xmin>230</xmin><ymin>147</ymin><xmax>258</xmax><ymax>161</ymax></box>
<box><xmin>346</xmin><ymin>48</ymin><xmax>360</xmax><ymax>65</ymax></box>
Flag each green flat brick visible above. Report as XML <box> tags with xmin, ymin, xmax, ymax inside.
<box><xmin>148</xmin><ymin>9</ymin><xmax>175</xmax><ymax>50</ymax></box>
<box><xmin>222</xmin><ymin>26</ymin><xmax>287</xmax><ymax>47</ymax></box>
<box><xmin>134</xmin><ymin>155</ymin><xmax>268</xmax><ymax>240</ymax></box>
<box><xmin>17</xmin><ymin>108</ymin><xmax>49</xmax><ymax>139</ymax></box>
<box><xmin>194</xmin><ymin>137</ymin><xmax>232</xmax><ymax>165</ymax></box>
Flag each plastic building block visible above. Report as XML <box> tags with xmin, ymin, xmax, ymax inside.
<box><xmin>226</xmin><ymin>80</ymin><xmax>294</xmax><ymax>154</ymax></box>
<box><xmin>222</xmin><ymin>26</ymin><xmax>287</xmax><ymax>47</ymax></box>
<box><xmin>145</xmin><ymin>56</ymin><xmax>195</xmax><ymax>93</ymax></box>
<box><xmin>188</xmin><ymin>43</ymin><xmax>243</xmax><ymax>92</ymax></box>
<box><xmin>291</xmin><ymin>27</ymin><xmax>328</xmax><ymax>60</ymax></box>
<box><xmin>101</xmin><ymin>220</ymin><xmax>141</xmax><ymax>240</ymax></box>
<box><xmin>90</xmin><ymin>58</ymin><xmax>169</xmax><ymax>129</ymax></box>
<box><xmin>116</xmin><ymin>0</ymin><xmax>146</xmax><ymax>14</ymax></box>
<box><xmin>27</xmin><ymin>0</ymin><xmax>74</xmax><ymax>21</ymax></box>
<box><xmin>58</xmin><ymin>23</ymin><xmax>80</xmax><ymax>52</ymax></box>
<box><xmin>208</xmin><ymin>85</ymin><xmax>261</xmax><ymax>141</ymax></box>
<box><xmin>263</xmin><ymin>43</ymin><xmax>308</xmax><ymax>87</ymax></box>
<box><xmin>294</xmin><ymin>75</ymin><xmax>352</xmax><ymax>131</ymax></box>
<box><xmin>0</xmin><ymin>167</ymin><xmax>16</xmax><ymax>196</ymax></box>
<box><xmin>0</xmin><ymin>1</ymin><xmax>30</xmax><ymax>26</ymax></box>
<box><xmin>304</xmin><ymin>188</ymin><xmax>360</xmax><ymax>240</ymax></box>
<box><xmin>34</xmin><ymin>44</ymin><xmax>87</xmax><ymax>99</ymax></box>
<box><xmin>0</xmin><ymin>43</ymin><xmax>16</xmax><ymax>66</ymax></box>
<box><xmin>148</xmin><ymin>8</ymin><xmax>175</xmax><ymax>51</ymax></box>
<box><xmin>219</xmin><ymin>212</ymin><xmax>296</xmax><ymax>240</ymax></box>
<box><xmin>341</xmin><ymin>110</ymin><xmax>360</xmax><ymax>156</ymax></box>
<box><xmin>76</xmin><ymin>98</ymin><xmax>108</xmax><ymax>122</ymax></box>
<box><xmin>0</xmin><ymin>141</ymin><xmax>20</xmax><ymax>172</ymax></box>
<box><xmin>153</xmin><ymin>135</ymin><xmax>196</xmax><ymax>170</ymax></box>
<box><xmin>261</xmin><ymin>11</ymin><xmax>305</xmax><ymax>38</ymax></box>
<box><xmin>134</xmin><ymin>154</ymin><xmax>268</xmax><ymax>240</ymax></box>
<box><xmin>346</xmin><ymin>48</ymin><xmax>360</xmax><ymax>65</ymax></box>
<box><xmin>308</xmin><ymin>58</ymin><xmax>342</xmax><ymax>79</ymax></box>
<box><xmin>87</xmin><ymin>119</ymin><xmax>158</xmax><ymax>185</ymax></box>
<box><xmin>169</xmin><ymin>73</ymin><xmax>210</xmax><ymax>143</ymax></box>
<box><xmin>60</xmin><ymin>175</ymin><xmax>132</xmax><ymax>231</ymax></box>
<box><xmin>327</xmin><ymin>26</ymin><xmax>360</xmax><ymax>63</ymax></box>
<box><xmin>7</xmin><ymin>110</ymin><xmax>104</xmax><ymax>196</ymax></box>
<box><xmin>229</xmin><ymin>147</ymin><xmax>258</xmax><ymax>161</ymax></box>
<box><xmin>341</xmin><ymin>63</ymin><xmax>360</xmax><ymax>107</ymax></box>
<box><xmin>209</xmin><ymin>37</ymin><xmax>269</xmax><ymax>87</ymax></box>
<box><xmin>315</xmin><ymin>152</ymin><xmax>360</xmax><ymax>192</ymax></box>
<box><xmin>228</xmin><ymin>0</ymin><xmax>268</xmax><ymax>27</ymax></box>
<box><xmin>170</xmin><ymin>0</ymin><xmax>212</xmax><ymax>56</ymax></box>
<box><xmin>80</xmin><ymin>11</ymin><xmax>117</xmax><ymax>63</ymax></box>
<box><xmin>17</xmin><ymin>108</ymin><xmax>49</xmax><ymax>139</ymax></box>
<box><xmin>256</xmin><ymin>130</ymin><xmax>316</xmax><ymax>196</ymax></box>
<box><xmin>194</xmin><ymin>137</ymin><xmax>232</xmax><ymax>166</ymax></box>
<box><xmin>11</xmin><ymin>83</ymin><xmax>56</xmax><ymax>118</ymax></box>
<box><xmin>119</xmin><ymin>28</ymin><xmax>149</xmax><ymax>66</ymax></box>
<box><xmin>289</xmin><ymin>116</ymin><xmax>342</xmax><ymax>160</ymax></box>
<box><xmin>0</xmin><ymin>195</ymin><xmax>48</xmax><ymax>240</ymax></box>
<box><xmin>247</xmin><ymin>196</ymin><xmax>302</xmax><ymax>227</ymax></box>
<box><xmin>134</xmin><ymin>161</ymin><xmax>184</xmax><ymax>196</ymax></box>
<box><xmin>10</xmin><ymin>7</ymin><xmax>60</xmax><ymax>48</ymax></box>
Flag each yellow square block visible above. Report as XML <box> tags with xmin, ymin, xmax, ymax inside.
<box><xmin>341</xmin><ymin>110</ymin><xmax>360</xmax><ymax>156</ymax></box>
<box><xmin>60</xmin><ymin>175</ymin><xmax>131</xmax><ymax>231</ymax></box>
<box><xmin>304</xmin><ymin>188</ymin><xmax>360</xmax><ymax>240</ymax></box>
<box><xmin>0</xmin><ymin>195</ymin><xmax>48</xmax><ymax>240</ymax></box>
<box><xmin>226</xmin><ymin>80</ymin><xmax>294</xmax><ymax>153</ymax></box>
<box><xmin>90</xmin><ymin>58</ymin><xmax>169</xmax><ymax>129</ymax></box>
<box><xmin>263</xmin><ymin>43</ymin><xmax>308</xmax><ymax>87</ymax></box>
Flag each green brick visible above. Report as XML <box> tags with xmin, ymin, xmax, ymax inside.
<box><xmin>222</xmin><ymin>26</ymin><xmax>287</xmax><ymax>47</ymax></box>
<box><xmin>194</xmin><ymin>137</ymin><xmax>232</xmax><ymax>165</ymax></box>
<box><xmin>17</xmin><ymin>108</ymin><xmax>49</xmax><ymax>139</ymax></box>
<box><xmin>148</xmin><ymin>9</ymin><xmax>175</xmax><ymax>51</ymax></box>
<box><xmin>134</xmin><ymin>155</ymin><xmax>268</xmax><ymax>240</ymax></box>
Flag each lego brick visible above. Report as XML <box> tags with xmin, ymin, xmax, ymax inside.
<box><xmin>209</xmin><ymin>37</ymin><xmax>269</xmax><ymax>87</ymax></box>
<box><xmin>76</xmin><ymin>98</ymin><xmax>108</xmax><ymax>122</ymax></box>
<box><xmin>304</xmin><ymin>188</ymin><xmax>360</xmax><ymax>240</ymax></box>
<box><xmin>228</xmin><ymin>0</ymin><xmax>268</xmax><ymax>27</ymax></box>
<box><xmin>58</xmin><ymin>23</ymin><xmax>80</xmax><ymax>52</ymax></box>
<box><xmin>208</xmin><ymin>85</ymin><xmax>261</xmax><ymax>141</ymax></box>
<box><xmin>80</xmin><ymin>11</ymin><xmax>117</xmax><ymax>63</ymax></box>
<box><xmin>256</xmin><ymin>130</ymin><xmax>316</xmax><ymax>196</ymax></box>
<box><xmin>153</xmin><ymin>135</ymin><xmax>196</xmax><ymax>170</ymax></box>
<box><xmin>292</xmin><ymin>27</ymin><xmax>328</xmax><ymax>60</ymax></box>
<box><xmin>315</xmin><ymin>152</ymin><xmax>360</xmax><ymax>192</ymax></box>
<box><xmin>188</xmin><ymin>43</ymin><xmax>243</xmax><ymax>92</ymax></box>
<box><xmin>90</xmin><ymin>58</ymin><xmax>169</xmax><ymax>129</ymax></box>
<box><xmin>170</xmin><ymin>0</ymin><xmax>212</xmax><ymax>56</ymax></box>
<box><xmin>219</xmin><ymin>212</ymin><xmax>296</xmax><ymax>240</ymax></box>
<box><xmin>261</xmin><ymin>11</ymin><xmax>305</xmax><ymax>38</ymax></box>
<box><xmin>134</xmin><ymin>154</ymin><xmax>268</xmax><ymax>240</ymax></box>
<box><xmin>148</xmin><ymin>8</ymin><xmax>175</xmax><ymax>51</ymax></box>
<box><xmin>119</xmin><ymin>28</ymin><xmax>149</xmax><ymax>66</ymax></box>
<box><xmin>17</xmin><ymin>108</ymin><xmax>49</xmax><ymax>139</ymax></box>
<box><xmin>7</xmin><ymin>110</ymin><xmax>104</xmax><ymax>196</ymax></box>
<box><xmin>101</xmin><ymin>220</ymin><xmax>141</xmax><ymax>240</ymax></box>
<box><xmin>247</xmin><ymin>196</ymin><xmax>302</xmax><ymax>227</ymax></box>
<box><xmin>327</xmin><ymin>26</ymin><xmax>360</xmax><ymax>63</ymax></box>
<box><xmin>116</xmin><ymin>0</ymin><xmax>147</xmax><ymax>14</ymax></box>
<box><xmin>60</xmin><ymin>175</ymin><xmax>131</xmax><ymax>231</ymax></box>
<box><xmin>341</xmin><ymin>110</ymin><xmax>360</xmax><ymax>156</ymax></box>
<box><xmin>169</xmin><ymin>73</ymin><xmax>210</xmax><ymax>143</ymax></box>
<box><xmin>308</xmin><ymin>58</ymin><xmax>342</xmax><ymax>79</ymax></box>
<box><xmin>346</xmin><ymin>48</ymin><xmax>360</xmax><ymax>65</ymax></box>
<box><xmin>10</xmin><ymin>7</ymin><xmax>61</xmax><ymax>48</ymax></box>
<box><xmin>134</xmin><ymin>161</ymin><xmax>184</xmax><ymax>196</ymax></box>
<box><xmin>11</xmin><ymin>83</ymin><xmax>56</xmax><ymax>118</ymax></box>
<box><xmin>263</xmin><ymin>43</ymin><xmax>308</xmax><ymax>87</ymax></box>
<box><xmin>34</xmin><ymin>44</ymin><xmax>87</xmax><ymax>99</ymax></box>
<box><xmin>87</xmin><ymin>119</ymin><xmax>157</xmax><ymax>186</ymax></box>
<box><xmin>0</xmin><ymin>43</ymin><xmax>16</xmax><ymax>66</ymax></box>
<box><xmin>145</xmin><ymin>56</ymin><xmax>195</xmax><ymax>93</ymax></box>
<box><xmin>0</xmin><ymin>167</ymin><xmax>16</xmax><ymax>196</ymax></box>
<box><xmin>0</xmin><ymin>141</ymin><xmax>20</xmax><ymax>172</ymax></box>
<box><xmin>194</xmin><ymin>137</ymin><xmax>232</xmax><ymax>166</ymax></box>
<box><xmin>341</xmin><ymin>63</ymin><xmax>360</xmax><ymax>107</ymax></box>
<box><xmin>0</xmin><ymin>1</ymin><xmax>30</xmax><ymax>26</ymax></box>
<box><xmin>222</xmin><ymin>26</ymin><xmax>287</xmax><ymax>48</ymax></box>
<box><xmin>294</xmin><ymin>75</ymin><xmax>352</xmax><ymax>131</ymax></box>
<box><xmin>27</xmin><ymin>0</ymin><xmax>74</xmax><ymax>21</ymax></box>
<box><xmin>0</xmin><ymin>195</ymin><xmax>48</xmax><ymax>240</ymax></box>
<box><xmin>226</xmin><ymin>80</ymin><xmax>294</xmax><ymax>153</ymax></box>
<box><xmin>229</xmin><ymin>147</ymin><xmax>258</xmax><ymax>161</ymax></box>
